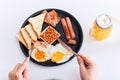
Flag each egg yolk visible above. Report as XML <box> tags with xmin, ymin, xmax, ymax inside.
<box><xmin>34</xmin><ymin>51</ymin><xmax>46</xmax><ymax>61</ymax></box>
<box><xmin>51</xmin><ymin>51</ymin><xmax>65</xmax><ymax>63</ymax></box>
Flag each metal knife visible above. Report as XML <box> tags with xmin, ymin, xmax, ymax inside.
<box><xmin>57</xmin><ymin>38</ymin><xmax>77</xmax><ymax>55</ymax></box>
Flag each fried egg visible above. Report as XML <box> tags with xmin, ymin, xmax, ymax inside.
<box><xmin>49</xmin><ymin>44</ymin><xmax>73</xmax><ymax>63</ymax></box>
<box><xmin>30</xmin><ymin>48</ymin><xmax>50</xmax><ymax>62</ymax></box>
<box><xmin>30</xmin><ymin>41</ymin><xmax>50</xmax><ymax>62</ymax></box>
<box><xmin>29</xmin><ymin>41</ymin><xmax>73</xmax><ymax>63</ymax></box>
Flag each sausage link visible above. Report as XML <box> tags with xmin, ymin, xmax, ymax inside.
<box><xmin>66</xmin><ymin>17</ymin><xmax>76</xmax><ymax>39</ymax></box>
<box><xmin>61</xmin><ymin>18</ymin><xmax>71</xmax><ymax>40</ymax></box>
<box><xmin>68</xmin><ymin>39</ymin><xmax>76</xmax><ymax>45</ymax></box>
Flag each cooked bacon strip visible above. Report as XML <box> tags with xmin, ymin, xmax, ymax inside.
<box><xmin>33</xmin><ymin>41</ymin><xmax>46</xmax><ymax>51</ymax></box>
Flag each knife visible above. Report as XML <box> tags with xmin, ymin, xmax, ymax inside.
<box><xmin>57</xmin><ymin>38</ymin><xmax>77</xmax><ymax>55</ymax></box>
<box><xmin>58</xmin><ymin>39</ymin><xmax>89</xmax><ymax>66</ymax></box>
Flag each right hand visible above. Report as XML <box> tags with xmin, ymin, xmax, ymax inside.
<box><xmin>76</xmin><ymin>54</ymin><xmax>98</xmax><ymax>80</ymax></box>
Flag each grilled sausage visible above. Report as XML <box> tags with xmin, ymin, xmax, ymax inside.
<box><xmin>68</xmin><ymin>39</ymin><xmax>76</xmax><ymax>45</ymax></box>
<box><xmin>61</xmin><ymin>18</ymin><xmax>71</xmax><ymax>40</ymax></box>
<box><xmin>66</xmin><ymin>17</ymin><xmax>76</xmax><ymax>39</ymax></box>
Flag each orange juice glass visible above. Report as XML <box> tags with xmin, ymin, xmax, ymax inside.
<box><xmin>90</xmin><ymin>14</ymin><xmax>112</xmax><ymax>40</ymax></box>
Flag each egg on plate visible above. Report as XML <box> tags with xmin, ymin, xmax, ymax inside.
<box><xmin>49</xmin><ymin>43</ymin><xmax>73</xmax><ymax>63</ymax></box>
<box><xmin>30</xmin><ymin>41</ymin><xmax>51</xmax><ymax>62</ymax></box>
<box><xmin>29</xmin><ymin>41</ymin><xmax>73</xmax><ymax>63</ymax></box>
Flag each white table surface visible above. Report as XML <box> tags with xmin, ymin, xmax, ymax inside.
<box><xmin>0</xmin><ymin>0</ymin><xmax>120</xmax><ymax>80</ymax></box>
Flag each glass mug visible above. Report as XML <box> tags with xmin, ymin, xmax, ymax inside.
<box><xmin>90</xmin><ymin>14</ymin><xmax>112</xmax><ymax>40</ymax></box>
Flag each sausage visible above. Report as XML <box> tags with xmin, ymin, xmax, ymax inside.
<box><xmin>66</xmin><ymin>17</ymin><xmax>76</xmax><ymax>39</ymax></box>
<box><xmin>68</xmin><ymin>39</ymin><xmax>76</xmax><ymax>45</ymax></box>
<box><xmin>61</xmin><ymin>18</ymin><xmax>71</xmax><ymax>40</ymax></box>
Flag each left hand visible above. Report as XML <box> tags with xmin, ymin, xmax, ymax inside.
<box><xmin>9</xmin><ymin>57</ymin><xmax>29</xmax><ymax>80</ymax></box>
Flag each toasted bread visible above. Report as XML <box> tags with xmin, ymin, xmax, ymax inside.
<box><xmin>28</xmin><ymin>12</ymin><xmax>46</xmax><ymax>38</ymax></box>
<box><xmin>42</xmin><ymin>10</ymin><xmax>48</xmax><ymax>15</ymax></box>
<box><xmin>16</xmin><ymin>32</ymin><xmax>28</xmax><ymax>49</ymax></box>
<box><xmin>44</xmin><ymin>10</ymin><xmax>60</xmax><ymax>27</ymax></box>
<box><xmin>25</xmin><ymin>24</ymin><xmax>37</xmax><ymax>41</ymax></box>
<box><xmin>20</xmin><ymin>28</ymin><xmax>31</xmax><ymax>49</ymax></box>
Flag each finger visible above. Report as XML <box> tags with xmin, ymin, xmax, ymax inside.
<box><xmin>11</xmin><ymin>63</ymin><xmax>21</xmax><ymax>72</ymax></box>
<box><xmin>78</xmin><ymin>54</ymin><xmax>94</xmax><ymax>65</ymax></box>
<box><xmin>22</xmin><ymin>59</ymin><xmax>29</xmax><ymax>79</ymax></box>
<box><xmin>76</xmin><ymin>54</ymin><xmax>86</xmax><ymax>69</ymax></box>
<box><xmin>23</xmin><ymin>69</ymin><xmax>29</xmax><ymax>80</ymax></box>
<box><xmin>23</xmin><ymin>64</ymin><xmax>29</xmax><ymax>79</ymax></box>
<box><xmin>76</xmin><ymin>54</ymin><xmax>83</xmax><ymax>64</ymax></box>
<box><xmin>9</xmin><ymin>63</ymin><xmax>21</xmax><ymax>78</ymax></box>
<box><xmin>17</xmin><ymin>57</ymin><xmax>29</xmax><ymax>73</ymax></box>
<box><xmin>23</xmin><ymin>57</ymin><xmax>30</xmax><ymax>65</ymax></box>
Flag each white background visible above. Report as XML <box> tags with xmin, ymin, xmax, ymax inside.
<box><xmin>0</xmin><ymin>0</ymin><xmax>120</xmax><ymax>80</ymax></box>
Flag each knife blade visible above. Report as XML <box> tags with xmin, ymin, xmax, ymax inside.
<box><xmin>57</xmin><ymin>38</ymin><xmax>77</xmax><ymax>55</ymax></box>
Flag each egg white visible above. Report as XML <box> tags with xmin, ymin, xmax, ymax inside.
<box><xmin>29</xmin><ymin>43</ymin><xmax>73</xmax><ymax>63</ymax></box>
<box><xmin>30</xmin><ymin>47</ymin><xmax>50</xmax><ymax>62</ymax></box>
<box><xmin>49</xmin><ymin>43</ymin><xmax>73</xmax><ymax>63</ymax></box>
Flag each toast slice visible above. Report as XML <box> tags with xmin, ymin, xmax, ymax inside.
<box><xmin>25</xmin><ymin>24</ymin><xmax>37</xmax><ymax>41</ymax></box>
<box><xmin>28</xmin><ymin>12</ymin><xmax>46</xmax><ymax>38</ymax></box>
<box><xmin>44</xmin><ymin>10</ymin><xmax>60</xmax><ymax>27</ymax></box>
<box><xmin>20</xmin><ymin>28</ymin><xmax>31</xmax><ymax>49</ymax></box>
<box><xmin>16</xmin><ymin>32</ymin><xmax>28</xmax><ymax>49</ymax></box>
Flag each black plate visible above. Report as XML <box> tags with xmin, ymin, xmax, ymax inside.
<box><xmin>19</xmin><ymin>8</ymin><xmax>83</xmax><ymax>66</ymax></box>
